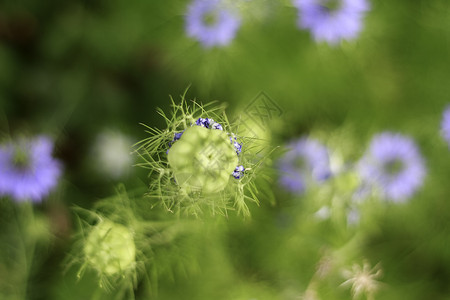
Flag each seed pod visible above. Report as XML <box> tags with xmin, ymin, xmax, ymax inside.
<box><xmin>84</xmin><ymin>220</ymin><xmax>135</xmax><ymax>276</ymax></box>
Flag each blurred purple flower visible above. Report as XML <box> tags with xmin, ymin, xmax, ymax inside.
<box><xmin>357</xmin><ymin>132</ymin><xmax>426</xmax><ymax>202</ymax></box>
<box><xmin>441</xmin><ymin>106</ymin><xmax>450</xmax><ymax>147</ymax></box>
<box><xmin>0</xmin><ymin>136</ymin><xmax>62</xmax><ymax>202</ymax></box>
<box><xmin>293</xmin><ymin>0</ymin><xmax>370</xmax><ymax>45</ymax></box>
<box><xmin>185</xmin><ymin>0</ymin><xmax>241</xmax><ymax>47</ymax></box>
<box><xmin>278</xmin><ymin>137</ymin><xmax>331</xmax><ymax>194</ymax></box>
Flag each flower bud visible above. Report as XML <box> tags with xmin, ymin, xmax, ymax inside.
<box><xmin>84</xmin><ymin>220</ymin><xmax>135</xmax><ymax>276</ymax></box>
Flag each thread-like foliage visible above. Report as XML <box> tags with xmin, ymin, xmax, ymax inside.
<box><xmin>134</xmin><ymin>91</ymin><xmax>271</xmax><ymax>217</ymax></box>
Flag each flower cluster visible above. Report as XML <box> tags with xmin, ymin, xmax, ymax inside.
<box><xmin>184</xmin><ymin>0</ymin><xmax>371</xmax><ymax>47</ymax></box>
<box><xmin>279</xmin><ymin>132</ymin><xmax>426</xmax><ymax>204</ymax></box>
<box><xmin>0</xmin><ymin>136</ymin><xmax>62</xmax><ymax>202</ymax></box>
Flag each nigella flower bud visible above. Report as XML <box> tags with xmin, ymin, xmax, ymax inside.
<box><xmin>84</xmin><ymin>220</ymin><xmax>135</xmax><ymax>276</ymax></box>
<box><xmin>136</xmin><ymin>95</ymin><xmax>270</xmax><ymax>216</ymax></box>
<box><xmin>168</xmin><ymin>125</ymin><xmax>238</xmax><ymax>194</ymax></box>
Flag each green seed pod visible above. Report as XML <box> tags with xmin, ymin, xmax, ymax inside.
<box><xmin>168</xmin><ymin>126</ymin><xmax>238</xmax><ymax>194</ymax></box>
<box><xmin>84</xmin><ymin>220</ymin><xmax>135</xmax><ymax>276</ymax></box>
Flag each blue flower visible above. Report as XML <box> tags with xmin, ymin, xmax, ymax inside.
<box><xmin>0</xmin><ymin>136</ymin><xmax>62</xmax><ymax>202</ymax></box>
<box><xmin>194</xmin><ymin>117</ymin><xmax>224</xmax><ymax>130</ymax></box>
<box><xmin>441</xmin><ymin>105</ymin><xmax>450</xmax><ymax>148</ymax></box>
<box><xmin>185</xmin><ymin>0</ymin><xmax>242</xmax><ymax>48</ymax></box>
<box><xmin>174</xmin><ymin>132</ymin><xmax>184</xmax><ymax>141</ymax></box>
<box><xmin>195</xmin><ymin>118</ymin><xmax>214</xmax><ymax>128</ymax></box>
<box><xmin>229</xmin><ymin>135</ymin><xmax>242</xmax><ymax>155</ymax></box>
<box><xmin>232</xmin><ymin>165</ymin><xmax>245</xmax><ymax>179</ymax></box>
<box><xmin>278</xmin><ymin>137</ymin><xmax>331</xmax><ymax>194</ymax></box>
<box><xmin>167</xmin><ymin>131</ymin><xmax>185</xmax><ymax>154</ymax></box>
<box><xmin>212</xmin><ymin>122</ymin><xmax>223</xmax><ymax>130</ymax></box>
<box><xmin>293</xmin><ymin>0</ymin><xmax>370</xmax><ymax>45</ymax></box>
<box><xmin>357</xmin><ymin>132</ymin><xmax>426</xmax><ymax>202</ymax></box>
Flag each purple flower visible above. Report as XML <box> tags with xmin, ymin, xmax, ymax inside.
<box><xmin>278</xmin><ymin>137</ymin><xmax>331</xmax><ymax>194</ymax></box>
<box><xmin>441</xmin><ymin>106</ymin><xmax>450</xmax><ymax>147</ymax></box>
<box><xmin>229</xmin><ymin>135</ymin><xmax>242</xmax><ymax>155</ymax></box>
<box><xmin>0</xmin><ymin>136</ymin><xmax>62</xmax><ymax>202</ymax></box>
<box><xmin>293</xmin><ymin>0</ymin><xmax>370</xmax><ymax>45</ymax></box>
<box><xmin>167</xmin><ymin>131</ymin><xmax>185</xmax><ymax>154</ymax></box>
<box><xmin>194</xmin><ymin>118</ymin><xmax>224</xmax><ymax>130</ymax></box>
<box><xmin>212</xmin><ymin>122</ymin><xmax>223</xmax><ymax>130</ymax></box>
<box><xmin>195</xmin><ymin>118</ymin><xmax>214</xmax><ymax>128</ymax></box>
<box><xmin>185</xmin><ymin>0</ymin><xmax>241</xmax><ymax>48</ymax></box>
<box><xmin>357</xmin><ymin>132</ymin><xmax>426</xmax><ymax>202</ymax></box>
<box><xmin>174</xmin><ymin>132</ymin><xmax>184</xmax><ymax>141</ymax></box>
<box><xmin>232</xmin><ymin>165</ymin><xmax>245</xmax><ymax>179</ymax></box>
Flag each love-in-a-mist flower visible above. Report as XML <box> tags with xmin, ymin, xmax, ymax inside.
<box><xmin>357</xmin><ymin>132</ymin><xmax>426</xmax><ymax>202</ymax></box>
<box><xmin>293</xmin><ymin>0</ymin><xmax>370</xmax><ymax>45</ymax></box>
<box><xmin>0</xmin><ymin>136</ymin><xmax>62</xmax><ymax>202</ymax></box>
<box><xmin>278</xmin><ymin>137</ymin><xmax>331</xmax><ymax>194</ymax></box>
<box><xmin>84</xmin><ymin>220</ymin><xmax>136</xmax><ymax>276</ymax></box>
<box><xmin>440</xmin><ymin>105</ymin><xmax>450</xmax><ymax>148</ymax></box>
<box><xmin>185</xmin><ymin>0</ymin><xmax>242</xmax><ymax>47</ymax></box>
<box><xmin>135</xmin><ymin>96</ymin><xmax>260</xmax><ymax>216</ymax></box>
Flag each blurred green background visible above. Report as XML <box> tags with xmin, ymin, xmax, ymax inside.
<box><xmin>1</xmin><ymin>0</ymin><xmax>450</xmax><ymax>299</ymax></box>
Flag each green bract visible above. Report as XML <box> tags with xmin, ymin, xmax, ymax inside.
<box><xmin>168</xmin><ymin>126</ymin><xmax>238</xmax><ymax>194</ymax></box>
<box><xmin>84</xmin><ymin>220</ymin><xmax>135</xmax><ymax>276</ymax></box>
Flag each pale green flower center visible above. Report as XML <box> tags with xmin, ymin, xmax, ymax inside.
<box><xmin>384</xmin><ymin>159</ymin><xmax>404</xmax><ymax>176</ymax></box>
<box><xmin>13</xmin><ymin>147</ymin><xmax>31</xmax><ymax>169</ymax></box>
<box><xmin>168</xmin><ymin>126</ymin><xmax>238</xmax><ymax>194</ymax></box>
<box><xmin>294</xmin><ymin>156</ymin><xmax>307</xmax><ymax>170</ymax></box>
<box><xmin>321</xmin><ymin>0</ymin><xmax>342</xmax><ymax>11</ymax></box>
<box><xmin>203</xmin><ymin>11</ymin><xmax>219</xmax><ymax>26</ymax></box>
